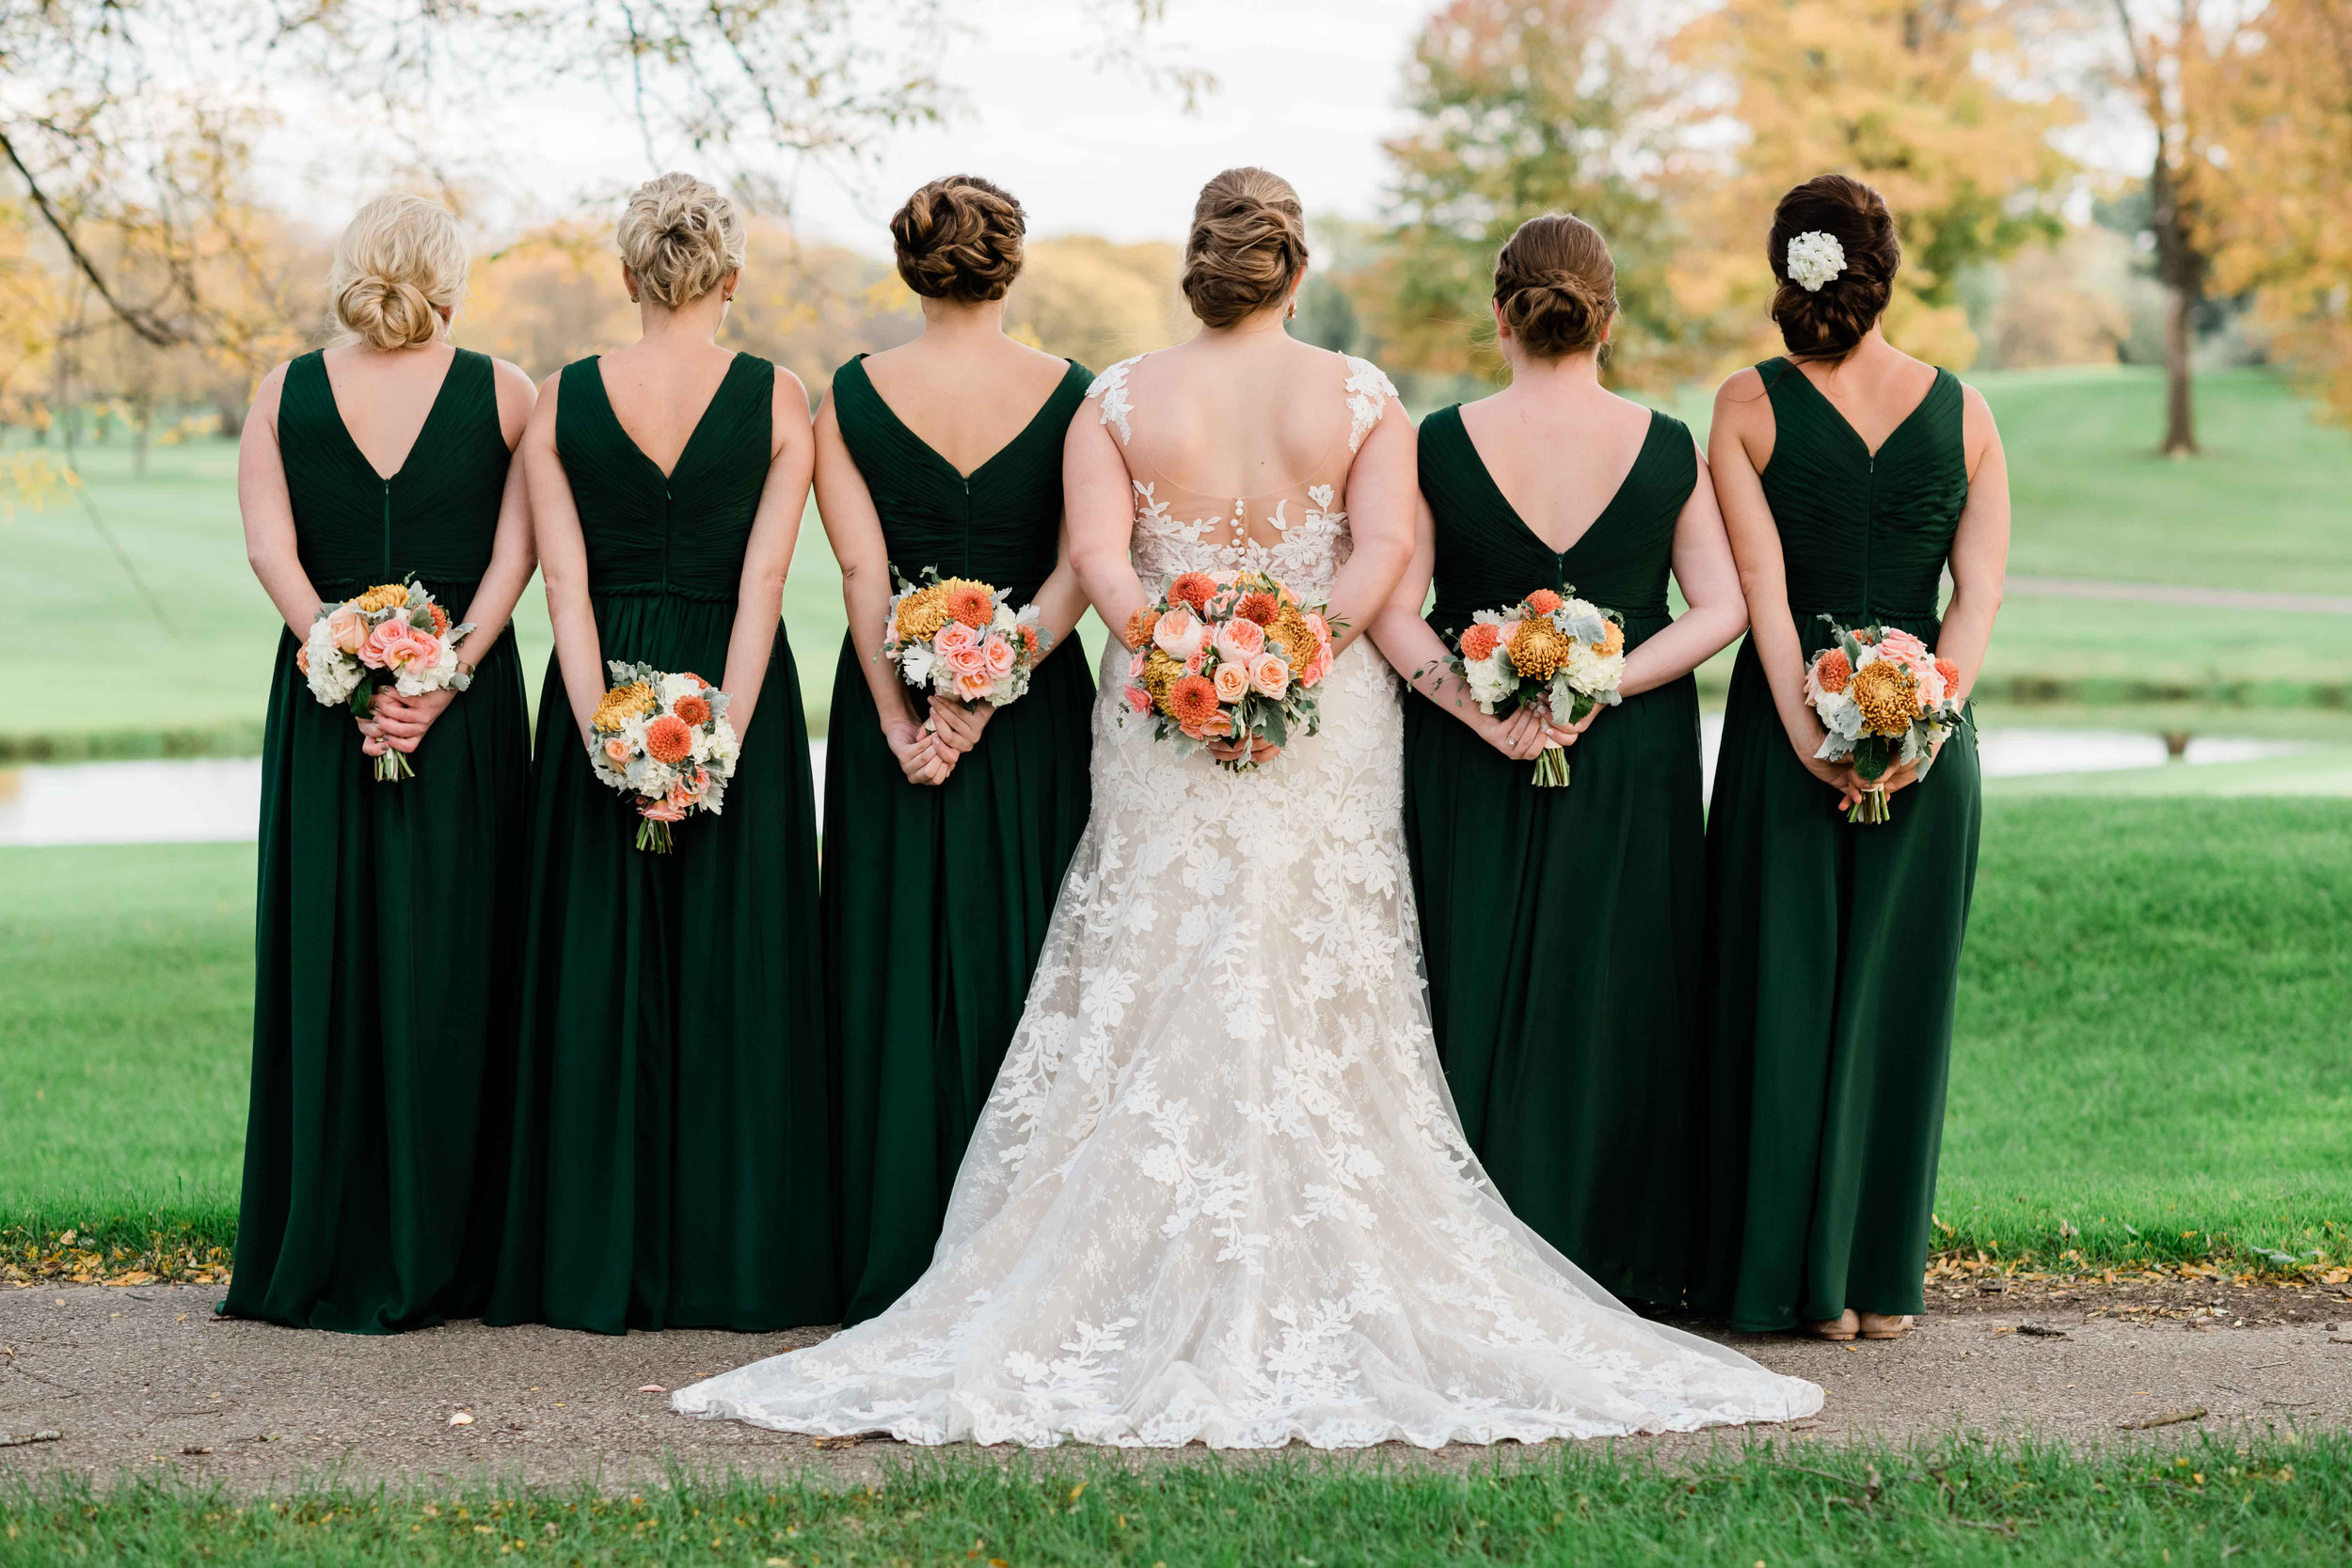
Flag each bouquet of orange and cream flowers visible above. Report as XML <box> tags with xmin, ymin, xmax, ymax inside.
<box><xmin>881</xmin><ymin>568</ymin><xmax>1051</xmax><ymax>708</ymax></box>
<box><xmin>296</xmin><ymin>577</ymin><xmax>473</xmax><ymax>782</ymax></box>
<box><xmin>586</xmin><ymin>661</ymin><xmax>740</xmax><ymax>852</ymax></box>
<box><xmin>1440</xmin><ymin>587</ymin><xmax>1625</xmax><ymax>786</ymax></box>
<box><xmin>1804</xmin><ymin>618</ymin><xmax>1964</xmax><ymax>824</ymax></box>
<box><xmin>1119</xmin><ymin>568</ymin><xmax>1336</xmax><ymax>770</ymax></box>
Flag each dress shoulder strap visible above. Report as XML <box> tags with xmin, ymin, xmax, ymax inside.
<box><xmin>1087</xmin><ymin>354</ymin><xmax>1147</xmax><ymax>445</ymax></box>
<box><xmin>1342</xmin><ymin>355</ymin><xmax>1399</xmax><ymax>454</ymax></box>
<box><xmin>1754</xmin><ymin>356</ymin><xmax>1794</xmax><ymax>390</ymax></box>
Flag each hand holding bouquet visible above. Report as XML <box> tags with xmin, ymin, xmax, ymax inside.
<box><xmin>1803</xmin><ymin>618</ymin><xmax>1963</xmax><ymax>824</ymax></box>
<box><xmin>586</xmin><ymin>661</ymin><xmax>740</xmax><ymax>852</ymax></box>
<box><xmin>1119</xmin><ymin>569</ymin><xmax>1336</xmax><ymax>771</ymax></box>
<box><xmin>882</xmin><ymin>569</ymin><xmax>1050</xmax><ymax>708</ymax></box>
<box><xmin>297</xmin><ymin>578</ymin><xmax>473</xmax><ymax>782</ymax></box>
<box><xmin>1439</xmin><ymin>587</ymin><xmax>1625</xmax><ymax>786</ymax></box>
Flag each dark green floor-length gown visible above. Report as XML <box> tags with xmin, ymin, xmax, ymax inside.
<box><xmin>486</xmin><ymin>352</ymin><xmax>835</xmax><ymax>1333</ymax></box>
<box><xmin>222</xmin><ymin>347</ymin><xmax>529</xmax><ymax>1333</ymax></box>
<box><xmin>824</xmin><ymin>355</ymin><xmax>1096</xmax><ymax>1325</ymax></box>
<box><xmin>1402</xmin><ymin>404</ymin><xmax>1709</xmax><ymax>1307</ymax></box>
<box><xmin>1695</xmin><ymin>357</ymin><xmax>1983</xmax><ymax>1333</ymax></box>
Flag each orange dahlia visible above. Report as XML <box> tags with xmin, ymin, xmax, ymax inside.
<box><xmin>1814</xmin><ymin>648</ymin><xmax>1851</xmax><ymax>695</ymax></box>
<box><xmin>1235</xmin><ymin>592</ymin><xmax>1279</xmax><ymax>626</ymax></box>
<box><xmin>1169</xmin><ymin>573</ymin><xmax>1216</xmax><ymax>613</ymax></box>
<box><xmin>1459</xmin><ymin>624</ymin><xmax>1501</xmax><ymax>662</ymax></box>
<box><xmin>427</xmin><ymin>603</ymin><xmax>451</xmax><ymax>636</ymax></box>
<box><xmin>1933</xmin><ymin>657</ymin><xmax>1960</xmax><ymax>692</ymax></box>
<box><xmin>644</xmin><ymin>714</ymin><xmax>694</xmax><ymax>765</ymax></box>
<box><xmin>1594</xmin><ymin>619</ymin><xmax>1625</xmax><ymax>658</ymax></box>
<box><xmin>1506</xmin><ymin>619</ymin><xmax>1570</xmax><ymax>680</ymax></box>
<box><xmin>941</xmin><ymin>578</ymin><xmax>995</xmax><ymax>629</ymax></box>
<box><xmin>1168</xmin><ymin>673</ymin><xmax>1222</xmax><ymax>729</ymax></box>
<box><xmin>673</xmin><ymin>693</ymin><xmax>712</xmax><ymax>727</ymax></box>
<box><xmin>1524</xmin><ymin>588</ymin><xmax>1564</xmax><ymax>615</ymax></box>
<box><xmin>1851</xmin><ymin>659</ymin><xmax>1918</xmax><ymax>737</ymax></box>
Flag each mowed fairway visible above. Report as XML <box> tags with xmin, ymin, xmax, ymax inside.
<box><xmin>4</xmin><ymin>797</ymin><xmax>2346</xmax><ymax>1270</ymax></box>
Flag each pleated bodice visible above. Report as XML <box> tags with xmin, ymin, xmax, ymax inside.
<box><xmin>831</xmin><ymin>355</ymin><xmax>1091</xmax><ymax>602</ymax></box>
<box><xmin>1754</xmin><ymin>357</ymin><xmax>1966</xmax><ymax>635</ymax></box>
<box><xmin>556</xmin><ymin>352</ymin><xmax>774</xmax><ymax>606</ymax></box>
<box><xmin>278</xmin><ymin>347</ymin><xmax>508</xmax><ymax>604</ymax></box>
<box><xmin>1422</xmin><ymin>404</ymin><xmax>1692</xmax><ymax>641</ymax></box>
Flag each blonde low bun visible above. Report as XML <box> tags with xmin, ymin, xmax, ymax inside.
<box><xmin>326</xmin><ymin>195</ymin><xmax>468</xmax><ymax>351</ymax></box>
<box><xmin>1492</xmin><ymin>214</ymin><xmax>1617</xmax><ymax>359</ymax></box>
<box><xmin>1181</xmin><ymin>166</ymin><xmax>1308</xmax><ymax>328</ymax></box>
<box><xmin>618</xmin><ymin>172</ymin><xmax>747</xmax><ymax>309</ymax></box>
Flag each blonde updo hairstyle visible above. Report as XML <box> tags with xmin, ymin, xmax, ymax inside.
<box><xmin>892</xmin><ymin>175</ymin><xmax>1025</xmax><ymax>303</ymax></box>
<box><xmin>1493</xmin><ymin>213</ymin><xmax>1616</xmax><ymax>359</ymax></box>
<box><xmin>617</xmin><ymin>172</ymin><xmax>746</xmax><ymax>309</ymax></box>
<box><xmin>1181</xmin><ymin>166</ymin><xmax>1309</xmax><ymax>328</ymax></box>
<box><xmin>328</xmin><ymin>194</ymin><xmax>468</xmax><ymax>352</ymax></box>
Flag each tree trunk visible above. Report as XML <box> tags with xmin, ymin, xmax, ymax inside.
<box><xmin>2161</xmin><ymin>281</ymin><xmax>2197</xmax><ymax>456</ymax></box>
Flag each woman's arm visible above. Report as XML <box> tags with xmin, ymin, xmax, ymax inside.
<box><xmin>1935</xmin><ymin>386</ymin><xmax>2009</xmax><ymax>697</ymax></box>
<box><xmin>1325</xmin><ymin>400</ymin><xmax>1416</xmax><ymax>658</ymax></box>
<box><xmin>715</xmin><ymin>367</ymin><xmax>818</xmax><ymax>744</ymax></box>
<box><xmin>525</xmin><ymin>373</ymin><xmax>609</xmax><ymax>748</ymax></box>
<box><xmin>1618</xmin><ymin>445</ymin><xmax>1747</xmax><ymax>698</ymax></box>
<box><xmin>374</xmin><ymin>358</ymin><xmax>542</xmax><ymax>753</ymax></box>
<box><xmin>1367</xmin><ymin>495</ymin><xmax>1552</xmax><ymax>762</ymax></box>
<box><xmin>813</xmin><ymin>390</ymin><xmax>952</xmax><ymax>784</ymax></box>
<box><xmin>1708</xmin><ymin>372</ymin><xmax>1861</xmax><ymax>809</ymax></box>
<box><xmin>1064</xmin><ymin>401</ymin><xmax>1151</xmax><ymax>646</ymax></box>
<box><xmin>238</xmin><ymin>363</ymin><xmax>326</xmax><ymax>640</ymax></box>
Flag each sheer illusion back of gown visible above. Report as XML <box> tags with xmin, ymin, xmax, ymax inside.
<box><xmin>673</xmin><ymin>349</ymin><xmax>1822</xmax><ymax>1448</ymax></box>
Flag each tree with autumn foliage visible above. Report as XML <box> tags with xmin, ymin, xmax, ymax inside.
<box><xmin>1669</xmin><ymin>0</ymin><xmax>2074</xmax><ymax>372</ymax></box>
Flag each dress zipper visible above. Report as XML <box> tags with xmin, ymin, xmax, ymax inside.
<box><xmin>381</xmin><ymin>478</ymin><xmax>392</xmax><ymax>578</ymax></box>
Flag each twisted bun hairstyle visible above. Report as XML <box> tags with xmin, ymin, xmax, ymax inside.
<box><xmin>617</xmin><ymin>172</ymin><xmax>746</xmax><ymax>309</ymax></box>
<box><xmin>1181</xmin><ymin>166</ymin><xmax>1309</xmax><ymax>328</ymax></box>
<box><xmin>1492</xmin><ymin>213</ymin><xmax>1617</xmax><ymax>358</ymax></box>
<box><xmin>891</xmin><ymin>175</ymin><xmax>1026</xmax><ymax>303</ymax></box>
<box><xmin>1769</xmin><ymin>173</ymin><xmax>1899</xmax><ymax>363</ymax></box>
<box><xmin>327</xmin><ymin>195</ymin><xmax>468</xmax><ymax>352</ymax></box>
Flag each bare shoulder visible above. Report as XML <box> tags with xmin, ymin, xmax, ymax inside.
<box><xmin>771</xmin><ymin>364</ymin><xmax>812</xmax><ymax>417</ymax></box>
<box><xmin>1714</xmin><ymin>366</ymin><xmax>1767</xmax><ymax>408</ymax></box>
<box><xmin>489</xmin><ymin>356</ymin><xmax>536</xmax><ymax>402</ymax></box>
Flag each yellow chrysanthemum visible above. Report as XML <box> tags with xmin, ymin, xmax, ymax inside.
<box><xmin>1142</xmin><ymin>648</ymin><xmax>1184</xmax><ymax>716</ymax></box>
<box><xmin>593</xmin><ymin>681</ymin><xmax>658</xmax><ymax>733</ymax></box>
<box><xmin>894</xmin><ymin>585</ymin><xmax>951</xmax><ymax>644</ymax></box>
<box><xmin>1506</xmin><ymin>619</ymin><xmax>1571</xmax><ymax>681</ymax></box>
<box><xmin>1266</xmin><ymin>605</ymin><xmax>1313</xmax><ymax>670</ymax></box>
<box><xmin>354</xmin><ymin>583</ymin><xmax>409</xmax><ymax>614</ymax></box>
<box><xmin>1851</xmin><ymin>658</ymin><xmax>1919</xmax><ymax>737</ymax></box>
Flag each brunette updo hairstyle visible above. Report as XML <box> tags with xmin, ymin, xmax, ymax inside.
<box><xmin>1181</xmin><ymin>166</ymin><xmax>1309</xmax><ymax>328</ymax></box>
<box><xmin>1769</xmin><ymin>173</ymin><xmax>1900</xmax><ymax>362</ymax></box>
<box><xmin>327</xmin><ymin>194</ymin><xmax>468</xmax><ymax>352</ymax></box>
<box><xmin>891</xmin><ymin>175</ymin><xmax>1026</xmax><ymax>303</ymax></box>
<box><xmin>617</xmin><ymin>171</ymin><xmax>746</xmax><ymax>309</ymax></box>
<box><xmin>1492</xmin><ymin>213</ymin><xmax>1617</xmax><ymax>358</ymax></box>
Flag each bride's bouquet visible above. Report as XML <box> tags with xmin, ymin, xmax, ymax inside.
<box><xmin>1804</xmin><ymin>618</ymin><xmax>1964</xmax><ymax>824</ymax></box>
<box><xmin>880</xmin><ymin>567</ymin><xmax>1051</xmax><ymax>707</ymax></box>
<box><xmin>296</xmin><ymin>577</ymin><xmax>473</xmax><ymax>782</ymax></box>
<box><xmin>1119</xmin><ymin>569</ymin><xmax>1335</xmax><ymax>770</ymax></box>
<box><xmin>1437</xmin><ymin>587</ymin><xmax>1625</xmax><ymax>785</ymax></box>
<box><xmin>586</xmin><ymin>661</ymin><xmax>740</xmax><ymax>852</ymax></box>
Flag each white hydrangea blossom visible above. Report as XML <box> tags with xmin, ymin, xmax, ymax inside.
<box><xmin>1784</xmin><ymin>230</ymin><xmax>1847</xmax><ymax>293</ymax></box>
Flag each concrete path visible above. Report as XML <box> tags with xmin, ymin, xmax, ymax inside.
<box><xmin>2004</xmin><ymin>576</ymin><xmax>2352</xmax><ymax>615</ymax></box>
<box><xmin>4</xmin><ymin>1281</ymin><xmax>2348</xmax><ymax>1490</ymax></box>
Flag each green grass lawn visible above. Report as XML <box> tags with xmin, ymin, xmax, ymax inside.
<box><xmin>8</xmin><ymin>365</ymin><xmax>2350</xmax><ymax>755</ymax></box>
<box><xmin>4</xmin><ymin>797</ymin><xmax>2344</xmax><ymax>1275</ymax></box>
<box><xmin>5</xmin><ymin>1432</ymin><xmax>2346</xmax><ymax>1566</ymax></box>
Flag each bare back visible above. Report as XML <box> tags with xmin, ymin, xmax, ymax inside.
<box><xmin>1458</xmin><ymin>385</ymin><xmax>1657</xmax><ymax>555</ymax></box>
<box><xmin>595</xmin><ymin>339</ymin><xmax>744</xmax><ymax>477</ymax></box>
<box><xmin>860</xmin><ymin>334</ymin><xmax>1073</xmax><ymax>477</ymax></box>
<box><xmin>318</xmin><ymin>342</ymin><xmax>459</xmax><ymax>479</ymax></box>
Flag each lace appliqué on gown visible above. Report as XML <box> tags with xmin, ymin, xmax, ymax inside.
<box><xmin>673</xmin><ymin>353</ymin><xmax>1821</xmax><ymax>1449</ymax></box>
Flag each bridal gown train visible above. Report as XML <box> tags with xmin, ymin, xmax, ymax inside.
<box><xmin>674</xmin><ymin>351</ymin><xmax>1822</xmax><ymax>1448</ymax></box>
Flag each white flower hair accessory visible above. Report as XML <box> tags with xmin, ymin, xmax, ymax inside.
<box><xmin>1784</xmin><ymin>230</ymin><xmax>1847</xmax><ymax>293</ymax></box>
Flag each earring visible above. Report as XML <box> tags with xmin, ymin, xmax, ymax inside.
<box><xmin>1285</xmin><ymin>299</ymin><xmax>1297</xmax><ymax>322</ymax></box>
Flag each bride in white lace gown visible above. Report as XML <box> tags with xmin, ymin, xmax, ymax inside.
<box><xmin>675</xmin><ymin>168</ymin><xmax>1820</xmax><ymax>1447</ymax></box>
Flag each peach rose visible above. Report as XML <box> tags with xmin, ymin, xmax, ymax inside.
<box><xmin>956</xmin><ymin>668</ymin><xmax>996</xmax><ymax>702</ymax></box>
<box><xmin>1122</xmin><ymin>683</ymin><xmax>1155</xmax><ymax>716</ymax></box>
<box><xmin>604</xmin><ymin>736</ymin><xmax>632</xmax><ymax>765</ymax></box>
<box><xmin>945</xmin><ymin>644</ymin><xmax>989</xmax><ymax>680</ymax></box>
<box><xmin>1184</xmin><ymin>647</ymin><xmax>1208</xmax><ymax>677</ymax></box>
<box><xmin>1128</xmin><ymin>647</ymin><xmax>1149</xmax><ymax>683</ymax></box>
<box><xmin>1879</xmin><ymin>628</ymin><xmax>1929</xmax><ymax>663</ymax></box>
<box><xmin>1302</xmin><ymin>643</ymin><xmax>1334</xmax><ymax>686</ymax></box>
<box><xmin>980</xmin><ymin>635</ymin><xmax>1016</xmax><ymax>678</ymax></box>
<box><xmin>326</xmin><ymin>606</ymin><xmax>367</xmax><ymax>654</ymax></box>
<box><xmin>1153</xmin><ymin>607</ymin><xmax>1210</xmax><ymax>661</ymax></box>
<box><xmin>1213</xmin><ymin>617</ymin><xmax>1265</xmax><ymax>664</ymax></box>
<box><xmin>295</xmin><ymin>646</ymin><xmax>311</xmax><ymax>673</ymax></box>
<box><xmin>934</xmin><ymin>621</ymin><xmax>979</xmax><ymax>657</ymax></box>
<box><xmin>359</xmin><ymin>619</ymin><xmax>406</xmax><ymax>670</ymax></box>
<box><xmin>1248</xmin><ymin>651</ymin><xmax>1289</xmax><ymax>699</ymax></box>
<box><xmin>1212</xmin><ymin>661</ymin><xmax>1250</xmax><ymax>703</ymax></box>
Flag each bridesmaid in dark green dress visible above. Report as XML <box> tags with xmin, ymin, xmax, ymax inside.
<box><xmin>1695</xmin><ymin>175</ymin><xmax>2010</xmax><ymax>1339</ymax></box>
<box><xmin>1374</xmin><ymin>214</ymin><xmax>1750</xmax><ymax>1306</ymax></box>
<box><xmin>225</xmin><ymin>195</ymin><xmax>537</xmax><ymax>1332</ymax></box>
<box><xmin>486</xmin><ymin>173</ymin><xmax>835</xmax><ymax>1333</ymax></box>
<box><xmin>818</xmin><ymin>176</ymin><xmax>1096</xmax><ymax>1324</ymax></box>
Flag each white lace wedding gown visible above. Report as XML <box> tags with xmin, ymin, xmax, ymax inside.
<box><xmin>674</xmin><ymin>352</ymin><xmax>1822</xmax><ymax>1448</ymax></box>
